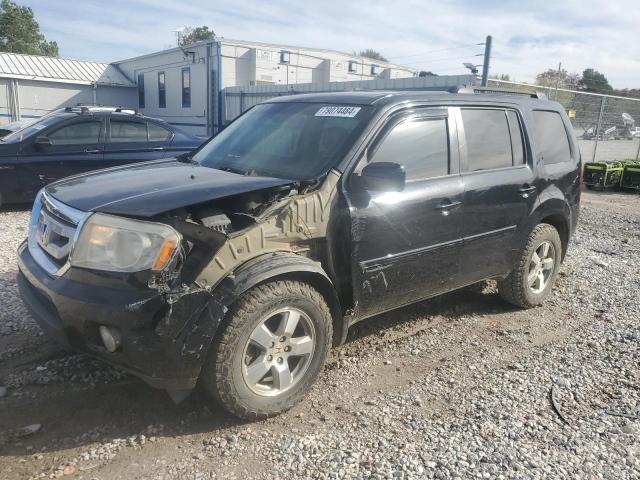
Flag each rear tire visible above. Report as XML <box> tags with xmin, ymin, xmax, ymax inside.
<box><xmin>498</xmin><ymin>224</ymin><xmax>562</xmax><ymax>308</ymax></box>
<box><xmin>201</xmin><ymin>280</ymin><xmax>332</xmax><ymax>420</ymax></box>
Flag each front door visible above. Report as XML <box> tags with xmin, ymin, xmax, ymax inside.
<box><xmin>348</xmin><ymin>108</ymin><xmax>464</xmax><ymax>319</ymax></box>
<box><xmin>19</xmin><ymin>116</ymin><xmax>105</xmax><ymax>188</ymax></box>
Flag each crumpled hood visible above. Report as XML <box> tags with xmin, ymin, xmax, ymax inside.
<box><xmin>45</xmin><ymin>159</ymin><xmax>293</xmax><ymax>217</ymax></box>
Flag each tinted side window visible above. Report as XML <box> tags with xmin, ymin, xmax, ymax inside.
<box><xmin>507</xmin><ymin>111</ymin><xmax>525</xmax><ymax>165</ymax></box>
<box><xmin>148</xmin><ymin>122</ymin><xmax>171</xmax><ymax>141</ymax></box>
<box><xmin>110</xmin><ymin>121</ymin><xmax>147</xmax><ymax>143</ymax></box>
<box><xmin>462</xmin><ymin>109</ymin><xmax>512</xmax><ymax>171</ymax></box>
<box><xmin>532</xmin><ymin>110</ymin><xmax>571</xmax><ymax>165</ymax></box>
<box><xmin>370</xmin><ymin>118</ymin><xmax>448</xmax><ymax>180</ymax></box>
<box><xmin>48</xmin><ymin>121</ymin><xmax>101</xmax><ymax>146</ymax></box>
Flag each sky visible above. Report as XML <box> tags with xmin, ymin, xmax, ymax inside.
<box><xmin>20</xmin><ymin>0</ymin><xmax>640</xmax><ymax>89</ymax></box>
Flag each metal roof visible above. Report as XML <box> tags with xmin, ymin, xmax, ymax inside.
<box><xmin>116</xmin><ymin>38</ymin><xmax>417</xmax><ymax>73</ymax></box>
<box><xmin>0</xmin><ymin>53</ymin><xmax>135</xmax><ymax>87</ymax></box>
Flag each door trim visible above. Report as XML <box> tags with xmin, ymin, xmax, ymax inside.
<box><xmin>462</xmin><ymin>225</ymin><xmax>517</xmax><ymax>243</ymax></box>
<box><xmin>360</xmin><ymin>237</ymin><xmax>463</xmax><ymax>272</ymax></box>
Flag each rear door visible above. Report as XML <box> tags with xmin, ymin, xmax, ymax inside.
<box><xmin>147</xmin><ymin>120</ymin><xmax>175</xmax><ymax>156</ymax></box>
<box><xmin>348</xmin><ymin>107</ymin><xmax>465</xmax><ymax>318</ymax></box>
<box><xmin>18</xmin><ymin>115</ymin><xmax>105</xmax><ymax>187</ymax></box>
<box><xmin>455</xmin><ymin>106</ymin><xmax>536</xmax><ymax>285</ymax></box>
<box><xmin>103</xmin><ymin>114</ymin><xmax>173</xmax><ymax>166</ymax></box>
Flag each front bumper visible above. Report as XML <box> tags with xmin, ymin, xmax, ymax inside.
<box><xmin>17</xmin><ymin>241</ymin><xmax>221</xmax><ymax>392</ymax></box>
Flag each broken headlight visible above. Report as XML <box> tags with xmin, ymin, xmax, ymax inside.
<box><xmin>70</xmin><ymin>213</ymin><xmax>181</xmax><ymax>273</ymax></box>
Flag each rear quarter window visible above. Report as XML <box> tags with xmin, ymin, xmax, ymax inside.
<box><xmin>532</xmin><ymin>110</ymin><xmax>571</xmax><ymax>165</ymax></box>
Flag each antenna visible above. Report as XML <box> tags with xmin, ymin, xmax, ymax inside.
<box><xmin>171</xmin><ymin>26</ymin><xmax>189</xmax><ymax>47</ymax></box>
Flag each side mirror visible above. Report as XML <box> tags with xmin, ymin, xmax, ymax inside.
<box><xmin>34</xmin><ymin>135</ymin><xmax>52</xmax><ymax>150</ymax></box>
<box><xmin>360</xmin><ymin>162</ymin><xmax>406</xmax><ymax>192</ymax></box>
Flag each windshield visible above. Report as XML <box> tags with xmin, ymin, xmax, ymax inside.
<box><xmin>193</xmin><ymin>102</ymin><xmax>373</xmax><ymax>180</ymax></box>
<box><xmin>1</xmin><ymin>112</ymin><xmax>68</xmax><ymax>143</ymax></box>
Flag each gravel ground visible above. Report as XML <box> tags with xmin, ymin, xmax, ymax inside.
<box><xmin>0</xmin><ymin>191</ymin><xmax>639</xmax><ymax>480</ymax></box>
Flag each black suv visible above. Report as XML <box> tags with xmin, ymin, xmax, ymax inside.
<box><xmin>0</xmin><ymin>106</ymin><xmax>204</xmax><ymax>207</ymax></box>
<box><xmin>17</xmin><ymin>90</ymin><xmax>581</xmax><ymax>420</ymax></box>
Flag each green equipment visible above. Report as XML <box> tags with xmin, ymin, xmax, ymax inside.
<box><xmin>621</xmin><ymin>163</ymin><xmax>640</xmax><ymax>191</ymax></box>
<box><xmin>583</xmin><ymin>161</ymin><xmax>625</xmax><ymax>190</ymax></box>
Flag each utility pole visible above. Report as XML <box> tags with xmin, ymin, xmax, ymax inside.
<box><xmin>554</xmin><ymin>62</ymin><xmax>562</xmax><ymax>100</ymax></box>
<box><xmin>481</xmin><ymin>35</ymin><xmax>492</xmax><ymax>87</ymax></box>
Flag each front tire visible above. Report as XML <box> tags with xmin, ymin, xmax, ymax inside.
<box><xmin>498</xmin><ymin>224</ymin><xmax>562</xmax><ymax>308</ymax></box>
<box><xmin>201</xmin><ymin>280</ymin><xmax>332</xmax><ymax>420</ymax></box>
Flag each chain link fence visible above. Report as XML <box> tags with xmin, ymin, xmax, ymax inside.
<box><xmin>488</xmin><ymin>79</ymin><xmax>640</xmax><ymax>163</ymax></box>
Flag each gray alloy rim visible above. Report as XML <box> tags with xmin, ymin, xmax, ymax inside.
<box><xmin>241</xmin><ymin>307</ymin><xmax>316</xmax><ymax>397</ymax></box>
<box><xmin>528</xmin><ymin>241</ymin><xmax>556</xmax><ymax>294</ymax></box>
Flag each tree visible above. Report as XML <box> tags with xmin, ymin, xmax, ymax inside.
<box><xmin>490</xmin><ymin>73</ymin><xmax>511</xmax><ymax>81</ymax></box>
<box><xmin>616</xmin><ymin>88</ymin><xmax>640</xmax><ymax>99</ymax></box>
<box><xmin>578</xmin><ymin>68</ymin><xmax>613</xmax><ymax>94</ymax></box>
<box><xmin>418</xmin><ymin>71</ymin><xmax>437</xmax><ymax>77</ymax></box>
<box><xmin>0</xmin><ymin>0</ymin><xmax>58</xmax><ymax>56</ymax></box>
<box><xmin>179</xmin><ymin>26</ymin><xmax>215</xmax><ymax>47</ymax></box>
<box><xmin>357</xmin><ymin>49</ymin><xmax>388</xmax><ymax>62</ymax></box>
<box><xmin>535</xmin><ymin>68</ymin><xmax>580</xmax><ymax>89</ymax></box>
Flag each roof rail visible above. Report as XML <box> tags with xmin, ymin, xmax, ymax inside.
<box><xmin>64</xmin><ymin>105</ymin><xmax>91</xmax><ymax>114</ymax></box>
<box><xmin>468</xmin><ymin>86</ymin><xmax>547</xmax><ymax>99</ymax></box>
<box><xmin>114</xmin><ymin>106</ymin><xmax>140</xmax><ymax>115</ymax></box>
<box><xmin>63</xmin><ymin>105</ymin><xmax>139</xmax><ymax>115</ymax></box>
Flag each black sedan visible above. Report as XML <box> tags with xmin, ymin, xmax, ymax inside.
<box><xmin>0</xmin><ymin>106</ymin><xmax>205</xmax><ymax>207</ymax></box>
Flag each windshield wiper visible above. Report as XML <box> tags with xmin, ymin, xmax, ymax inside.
<box><xmin>218</xmin><ymin>165</ymin><xmax>248</xmax><ymax>176</ymax></box>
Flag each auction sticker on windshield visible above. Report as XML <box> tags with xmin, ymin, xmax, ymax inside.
<box><xmin>315</xmin><ymin>106</ymin><xmax>361</xmax><ymax>118</ymax></box>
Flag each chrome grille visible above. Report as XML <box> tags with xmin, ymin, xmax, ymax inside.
<box><xmin>35</xmin><ymin>210</ymin><xmax>76</xmax><ymax>260</ymax></box>
<box><xmin>28</xmin><ymin>191</ymin><xmax>89</xmax><ymax>276</ymax></box>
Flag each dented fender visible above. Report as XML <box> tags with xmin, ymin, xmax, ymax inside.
<box><xmin>150</xmin><ymin>252</ymin><xmax>343</xmax><ymax>385</ymax></box>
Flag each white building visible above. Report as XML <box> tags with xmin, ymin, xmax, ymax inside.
<box><xmin>115</xmin><ymin>38</ymin><xmax>418</xmax><ymax>136</ymax></box>
<box><xmin>0</xmin><ymin>52</ymin><xmax>136</xmax><ymax>123</ymax></box>
<box><xmin>0</xmin><ymin>39</ymin><xmax>419</xmax><ymax>136</ymax></box>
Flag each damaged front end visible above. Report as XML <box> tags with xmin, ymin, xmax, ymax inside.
<box><xmin>17</xmin><ymin>169</ymin><xmax>343</xmax><ymax>402</ymax></box>
<box><xmin>140</xmin><ymin>170</ymin><xmax>343</xmax><ymax>389</ymax></box>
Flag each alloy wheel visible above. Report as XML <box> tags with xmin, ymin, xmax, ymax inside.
<box><xmin>527</xmin><ymin>241</ymin><xmax>555</xmax><ymax>294</ymax></box>
<box><xmin>241</xmin><ymin>307</ymin><xmax>316</xmax><ymax>396</ymax></box>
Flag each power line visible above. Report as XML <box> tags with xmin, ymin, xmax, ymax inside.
<box><xmin>399</xmin><ymin>54</ymin><xmax>483</xmax><ymax>66</ymax></box>
<box><xmin>387</xmin><ymin>43</ymin><xmax>479</xmax><ymax>60</ymax></box>
<box><xmin>432</xmin><ymin>66</ymin><xmax>476</xmax><ymax>74</ymax></box>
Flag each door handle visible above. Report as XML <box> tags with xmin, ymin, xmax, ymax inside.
<box><xmin>518</xmin><ymin>185</ymin><xmax>537</xmax><ymax>198</ymax></box>
<box><xmin>435</xmin><ymin>200</ymin><xmax>462</xmax><ymax>216</ymax></box>
<box><xmin>150</xmin><ymin>146</ymin><xmax>164</xmax><ymax>151</ymax></box>
<box><xmin>84</xmin><ymin>149</ymin><xmax>101</xmax><ymax>154</ymax></box>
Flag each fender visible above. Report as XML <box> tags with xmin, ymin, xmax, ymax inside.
<box><xmin>519</xmin><ymin>185</ymin><xmax>573</xmax><ymax>260</ymax></box>
<box><xmin>162</xmin><ymin>252</ymin><xmax>343</xmax><ymax>402</ymax></box>
<box><xmin>229</xmin><ymin>252</ymin><xmax>344</xmax><ymax>345</ymax></box>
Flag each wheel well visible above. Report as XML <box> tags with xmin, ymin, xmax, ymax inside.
<box><xmin>253</xmin><ymin>271</ymin><xmax>344</xmax><ymax>347</ymax></box>
<box><xmin>540</xmin><ymin>214</ymin><xmax>569</xmax><ymax>260</ymax></box>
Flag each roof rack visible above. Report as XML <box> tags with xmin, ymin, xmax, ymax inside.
<box><xmin>456</xmin><ymin>86</ymin><xmax>546</xmax><ymax>99</ymax></box>
<box><xmin>63</xmin><ymin>104</ymin><xmax>139</xmax><ymax>115</ymax></box>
